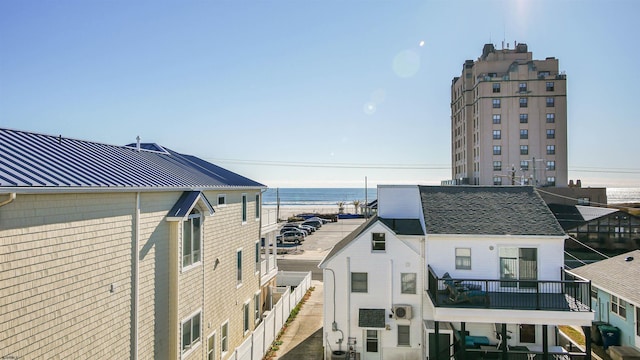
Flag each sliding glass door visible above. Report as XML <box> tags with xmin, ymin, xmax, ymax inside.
<box><xmin>499</xmin><ymin>247</ymin><xmax>537</xmax><ymax>289</ymax></box>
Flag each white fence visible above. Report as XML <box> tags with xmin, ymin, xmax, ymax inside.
<box><xmin>226</xmin><ymin>271</ymin><xmax>313</xmax><ymax>360</ymax></box>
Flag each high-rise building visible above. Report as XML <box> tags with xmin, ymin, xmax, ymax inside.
<box><xmin>450</xmin><ymin>43</ymin><xmax>567</xmax><ymax>187</ymax></box>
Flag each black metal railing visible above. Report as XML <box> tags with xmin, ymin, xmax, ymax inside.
<box><xmin>427</xmin><ymin>266</ymin><xmax>591</xmax><ymax>311</ymax></box>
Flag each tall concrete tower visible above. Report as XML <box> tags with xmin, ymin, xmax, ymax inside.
<box><xmin>450</xmin><ymin>43</ymin><xmax>567</xmax><ymax>187</ymax></box>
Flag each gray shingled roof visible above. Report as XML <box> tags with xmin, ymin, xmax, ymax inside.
<box><xmin>570</xmin><ymin>250</ymin><xmax>640</xmax><ymax>305</ymax></box>
<box><xmin>0</xmin><ymin>128</ymin><xmax>265</xmax><ymax>189</ymax></box>
<box><xmin>419</xmin><ymin>186</ymin><xmax>565</xmax><ymax>236</ymax></box>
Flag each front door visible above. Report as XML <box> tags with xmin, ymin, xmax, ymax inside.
<box><xmin>519</xmin><ymin>324</ymin><xmax>536</xmax><ymax>343</ymax></box>
<box><xmin>363</xmin><ymin>329</ymin><xmax>381</xmax><ymax>360</ymax></box>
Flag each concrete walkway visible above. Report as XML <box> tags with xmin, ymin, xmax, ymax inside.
<box><xmin>272</xmin><ymin>280</ymin><xmax>324</xmax><ymax>360</ymax></box>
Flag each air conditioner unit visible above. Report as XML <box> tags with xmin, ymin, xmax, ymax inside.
<box><xmin>392</xmin><ymin>304</ymin><xmax>412</xmax><ymax>320</ymax></box>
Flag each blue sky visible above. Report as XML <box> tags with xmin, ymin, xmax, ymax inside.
<box><xmin>1</xmin><ymin>0</ymin><xmax>638</xmax><ymax>188</ymax></box>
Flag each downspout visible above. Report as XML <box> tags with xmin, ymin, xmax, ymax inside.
<box><xmin>133</xmin><ymin>192</ymin><xmax>140</xmax><ymax>360</ymax></box>
<box><xmin>0</xmin><ymin>193</ymin><xmax>16</xmax><ymax>207</ymax></box>
<box><xmin>347</xmin><ymin>256</ymin><xmax>351</xmax><ymax>350</ymax></box>
<box><xmin>325</xmin><ymin>268</ymin><xmax>344</xmax><ymax>349</ymax></box>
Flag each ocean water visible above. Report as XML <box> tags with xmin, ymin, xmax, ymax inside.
<box><xmin>263</xmin><ymin>187</ymin><xmax>640</xmax><ymax>206</ymax></box>
<box><xmin>262</xmin><ymin>188</ymin><xmax>377</xmax><ymax>206</ymax></box>
<box><xmin>607</xmin><ymin>187</ymin><xmax>640</xmax><ymax>204</ymax></box>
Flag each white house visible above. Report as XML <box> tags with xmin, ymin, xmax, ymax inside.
<box><xmin>320</xmin><ymin>185</ymin><xmax>594</xmax><ymax>360</ymax></box>
<box><xmin>568</xmin><ymin>250</ymin><xmax>640</xmax><ymax>352</ymax></box>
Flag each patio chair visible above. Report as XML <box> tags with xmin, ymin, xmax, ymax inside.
<box><xmin>494</xmin><ymin>323</ymin><xmax>512</xmax><ymax>350</ymax></box>
<box><xmin>442</xmin><ymin>272</ymin><xmax>482</xmax><ymax>291</ymax></box>
<box><xmin>445</xmin><ymin>281</ymin><xmax>487</xmax><ymax>304</ymax></box>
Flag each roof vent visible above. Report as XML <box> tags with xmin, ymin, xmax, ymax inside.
<box><xmin>625</xmin><ymin>256</ymin><xmax>634</xmax><ymax>262</ymax></box>
<box><xmin>136</xmin><ymin>135</ymin><xmax>141</xmax><ymax>152</ymax></box>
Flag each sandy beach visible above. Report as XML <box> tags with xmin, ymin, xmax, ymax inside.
<box><xmin>263</xmin><ymin>204</ymin><xmax>361</xmax><ymax>221</ymax></box>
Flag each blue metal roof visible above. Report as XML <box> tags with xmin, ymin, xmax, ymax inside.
<box><xmin>166</xmin><ymin>191</ymin><xmax>215</xmax><ymax>221</ymax></box>
<box><xmin>0</xmin><ymin>128</ymin><xmax>265</xmax><ymax>189</ymax></box>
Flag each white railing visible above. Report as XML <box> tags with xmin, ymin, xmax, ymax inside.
<box><xmin>262</xmin><ymin>208</ymin><xmax>278</xmax><ymax>227</ymax></box>
<box><xmin>228</xmin><ymin>271</ymin><xmax>313</xmax><ymax>360</ymax></box>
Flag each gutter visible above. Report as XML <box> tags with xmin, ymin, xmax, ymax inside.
<box><xmin>0</xmin><ymin>193</ymin><xmax>16</xmax><ymax>207</ymax></box>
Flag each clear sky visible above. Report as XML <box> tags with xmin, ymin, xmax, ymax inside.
<box><xmin>1</xmin><ymin>0</ymin><xmax>638</xmax><ymax>188</ymax></box>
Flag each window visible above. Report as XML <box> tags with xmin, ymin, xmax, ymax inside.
<box><xmin>520</xmin><ymin>160</ymin><xmax>529</xmax><ymax>171</ymax></box>
<box><xmin>493</xmin><ymin>83</ymin><xmax>500</xmax><ymax>93</ymax></box>
<box><xmin>243</xmin><ymin>301</ymin><xmax>250</xmax><ymax>334</ymax></box>
<box><xmin>538</xmin><ymin>71</ymin><xmax>550</xmax><ymax>77</ymax></box>
<box><xmin>217</xmin><ymin>194</ymin><xmax>226</xmax><ymax>206</ymax></box>
<box><xmin>520</xmin><ymin>145</ymin><xmax>528</xmax><ymax>155</ymax></box>
<box><xmin>636</xmin><ymin>307</ymin><xmax>640</xmax><ymax>337</ymax></box>
<box><xmin>519</xmin><ymin>82</ymin><xmax>527</xmax><ymax>92</ymax></box>
<box><xmin>182</xmin><ymin>311</ymin><xmax>201</xmax><ymax>354</ymax></box>
<box><xmin>546</xmin><ymin>82</ymin><xmax>555</xmax><ymax>91</ymax></box>
<box><xmin>611</xmin><ymin>295</ymin><xmax>627</xmax><ymax>319</ymax></box>
<box><xmin>493</xmin><ymin>130</ymin><xmax>501</xmax><ymax>140</ymax></box>
<box><xmin>242</xmin><ymin>194</ymin><xmax>247</xmax><ymax>223</ymax></box>
<box><xmin>493</xmin><ymin>176</ymin><xmax>502</xmax><ymax>185</ymax></box>
<box><xmin>546</xmin><ymin>97</ymin><xmax>555</xmax><ymax>107</ymax></box>
<box><xmin>455</xmin><ymin>248</ymin><xmax>471</xmax><ymax>270</ymax></box>
<box><xmin>493</xmin><ymin>114</ymin><xmax>501</xmax><ymax>124</ymax></box>
<box><xmin>520</xmin><ymin>114</ymin><xmax>528</xmax><ymax>123</ymax></box>
<box><xmin>546</xmin><ymin>161</ymin><xmax>555</xmax><ymax>171</ymax></box>
<box><xmin>351</xmin><ymin>272</ymin><xmax>368</xmax><ymax>293</ymax></box>
<box><xmin>401</xmin><ymin>273</ymin><xmax>417</xmax><ymax>294</ymax></box>
<box><xmin>546</xmin><ymin>113</ymin><xmax>555</xmax><ymax>123</ymax></box>
<box><xmin>547</xmin><ymin>145</ymin><xmax>555</xmax><ymax>155</ymax></box>
<box><xmin>372</xmin><ymin>232</ymin><xmax>385</xmax><ymax>251</ymax></box>
<box><xmin>237</xmin><ymin>249</ymin><xmax>243</xmax><ymax>286</ymax></box>
<box><xmin>183</xmin><ymin>209</ymin><xmax>202</xmax><ymax>269</ymax></box>
<box><xmin>398</xmin><ymin>325</ymin><xmax>410</xmax><ymax>346</ymax></box>
<box><xmin>492</xmin><ymin>99</ymin><xmax>501</xmax><ymax>108</ymax></box>
<box><xmin>255</xmin><ymin>194</ymin><xmax>260</xmax><ymax>219</ymax></box>
<box><xmin>254</xmin><ymin>293</ymin><xmax>261</xmax><ymax>323</ymax></box>
<box><xmin>546</xmin><ymin>176</ymin><xmax>556</xmax><ymax>186</ymax></box>
<box><xmin>366</xmin><ymin>330</ymin><xmax>379</xmax><ymax>352</ymax></box>
<box><xmin>207</xmin><ymin>333</ymin><xmax>216</xmax><ymax>360</ymax></box>
<box><xmin>578</xmin><ymin>197</ymin><xmax>590</xmax><ymax>205</ymax></box>
<box><xmin>591</xmin><ymin>286</ymin><xmax>599</xmax><ymax>300</ymax></box>
<box><xmin>520</xmin><ymin>129</ymin><xmax>528</xmax><ymax>139</ymax></box>
<box><xmin>519</xmin><ymin>98</ymin><xmax>528</xmax><ymax>108</ymax></box>
<box><xmin>547</xmin><ymin>129</ymin><xmax>555</xmax><ymax>139</ymax></box>
<box><xmin>221</xmin><ymin>322</ymin><xmax>228</xmax><ymax>354</ymax></box>
<box><xmin>493</xmin><ymin>161</ymin><xmax>502</xmax><ymax>171</ymax></box>
<box><xmin>493</xmin><ymin>145</ymin><xmax>501</xmax><ymax>155</ymax></box>
<box><xmin>255</xmin><ymin>241</ymin><xmax>260</xmax><ymax>272</ymax></box>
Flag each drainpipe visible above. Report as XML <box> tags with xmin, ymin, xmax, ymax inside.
<box><xmin>132</xmin><ymin>192</ymin><xmax>140</xmax><ymax>360</ymax></box>
<box><xmin>0</xmin><ymin>193</ymin><xmax>16</xmax><ymax>207</ymax></box>
<box><xmin>347</xmin><ymin>257</ymin><xmax>351</xmax><ymax>350</ymax></box>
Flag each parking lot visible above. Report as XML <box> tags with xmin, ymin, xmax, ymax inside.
<box><xmin>278</xmin><ymin>218</ymin><xmax>367</xmax><ymax>260</ymax></box>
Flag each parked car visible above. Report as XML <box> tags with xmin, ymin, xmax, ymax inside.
<box><xmin>276</xmin><ymin>231</ymin><xmax>303</xmax><ymax>244</ymax></box>
<box><xmin>299</xmin><ymin>224</ymin><xmax>316</xmax><ymax>234</ymax></box>
<box><xmin>301</xmin><ymin>219</ymin><xmax>322</xmax><ymax>229</ymax></box>
<box><xmin>280</xmin><ymin>226</ymin><xmax>308</xmax><ymax>237</ymax></box>
<box><xmin>307</xmin><ymin>216</ymin><xmax>330</xmax><ymax>224</ymax></box>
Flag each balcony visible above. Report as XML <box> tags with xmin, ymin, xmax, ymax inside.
<box><xmin>427</xmin><ymin>266</ymin><xmax>591</xmax><ymax>312</ymax></box>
